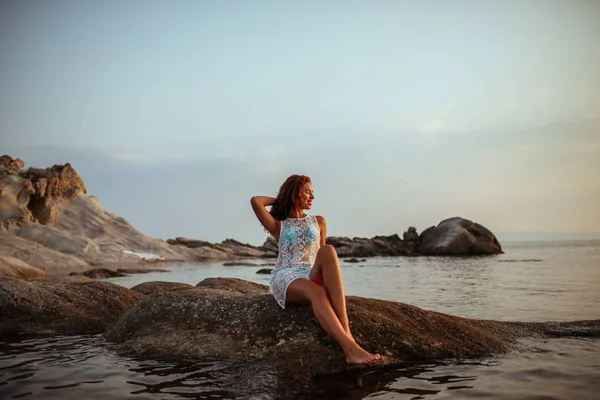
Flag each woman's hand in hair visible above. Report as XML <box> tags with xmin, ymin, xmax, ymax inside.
<box><xmin>250</xmin><ymin>196</ymin><xmax>279</xmax><ymax>240</ymax></box>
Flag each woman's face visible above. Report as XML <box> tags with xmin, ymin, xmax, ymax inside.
<box><xmin>297</xmin><ymin>181</ymin><xmax>315</xmax><ymax>210</ymax></box>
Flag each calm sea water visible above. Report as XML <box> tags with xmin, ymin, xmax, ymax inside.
<box><xmin>1</xmin><ymin>240</ymin><xmax>599</xmax><ymax>399</ymax></box>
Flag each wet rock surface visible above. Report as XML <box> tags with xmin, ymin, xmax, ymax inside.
<box><xmin>0</xmin><ymin>277</ymin><xmax>143</xmax><ymax>336</ymax></box>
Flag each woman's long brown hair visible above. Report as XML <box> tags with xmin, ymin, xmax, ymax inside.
<box><xmin>269</xmin><ymin>174</ymin><xmax>311</xmax><ymax>220</ymax></box>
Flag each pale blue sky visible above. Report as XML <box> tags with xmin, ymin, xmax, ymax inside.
<box><xmin>1</xmin><ymin>0</ymin><xmax>599</xmax><ymax>244</ymax></box>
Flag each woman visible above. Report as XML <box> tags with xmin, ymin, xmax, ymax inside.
<box><xmin>250</xmin><ymin>174</ymin><xmax>381</xmax><ymax>365</ymax></box>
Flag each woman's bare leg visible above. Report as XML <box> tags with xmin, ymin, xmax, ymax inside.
<box><xmin>310</xmin><ymin>245</ymin><xmax>351</xmax><ymax>337</ymax></box>
<box><xmin>286</xmin><ymin>278</ymin><xmax>380</xmax><ymax>364</ymax></box>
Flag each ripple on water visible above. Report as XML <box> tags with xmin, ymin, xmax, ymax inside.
<box><xmin>0</xmin><ymin>335</ymin><xmax>249</xmax><ymax>399</ymax></box>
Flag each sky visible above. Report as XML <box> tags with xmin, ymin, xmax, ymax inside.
<box><xmin>1</xmin><ymin>0</ymin><xmax>599</xmax><ymax>245</ymax></box>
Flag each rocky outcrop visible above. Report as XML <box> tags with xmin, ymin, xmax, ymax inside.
<box><xmin>23</xmin><ymin>163</ymin><xmax>87</xmax><ymax>225</ymax></box>
<box><xmin>104</xmin><ymin>278</ymin><xmax>599</xmax><ymax>394</ymax></box>
<box><xmin>0</xmin><ymin>256</ymin><xmax>46</xmax><ymax>280</ymax></box>
<box><xmin>326</xmin><ymin>234</ymin><xmax>414</xmax><ymax>257</ymax></box>
<box><xmin>0</xmin><ymin>156</ymin><xmax>267</xmax><ymax>274</ymax></box>
<box><xmin>0</xmin><ymin>277</ymin><xmax>143</xmax><ymax>336</ymax></box>
<box><xmin>166</xmin><ymin>237</ymin><xmax>217</xmax><ymax>249</ymax></box>
<box><xmin>70</xmin><ymin>268</ymin><xmax>127</xmax><ymax>279</ymax></box>
<box><xmin>0</xmin><ymin>156</ymin><xmax>88</xmax><ymax>228</ymax></box>
<box><xmin>168</xmin><ymin>237</ymin><xmax>277</xmax><ymax>259</ymax></box>
<box><xmin>418</xmin><ymin>217</ymin><xmax>503</xmax><ymax>255</ymax></box>
<box><xmin>258</xmin><ymin>218</ymin><xmax>502</xmax><ymax>257</ymax></box>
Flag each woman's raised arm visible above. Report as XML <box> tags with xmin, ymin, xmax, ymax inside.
<box><xmin>250</xmin><ymin>196</ymin><xmax>280</xmax><ymax>240</ymax></box>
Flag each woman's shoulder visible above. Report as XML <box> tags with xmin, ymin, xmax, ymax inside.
<box><xmin>314</xmin><ymin>215</ymin><xmax>326</xmax><ymax>225</ymax></box>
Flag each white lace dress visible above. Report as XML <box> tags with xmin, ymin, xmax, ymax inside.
<box><xmin>270</xmin><ymin>215</ymin><xmax>321</xmax><ymax>309</ymax></box>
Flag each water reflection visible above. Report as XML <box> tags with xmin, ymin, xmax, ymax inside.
<box><xmin>0</xmin><ymin>335</ymin><xmax>244</xmax><ymax>399</ymax></box>
<box><xmin>308</xmin><ymin>360</ymin><xmax>488</xmax><ymax>400</ymax></box>
<box><xmin>1</xmin><ymin>335</ymin><xmax>600</xmax><ymax>400</ymax></box>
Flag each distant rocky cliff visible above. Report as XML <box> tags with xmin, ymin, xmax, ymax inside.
<box><xmin>0</xmin><ymin>155</ymin><xmax>272</xmax><ymax>277</ymax></box>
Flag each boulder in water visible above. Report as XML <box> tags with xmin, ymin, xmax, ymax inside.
<box><xmin>104</xmin><ymin>278</ymin><xmax>527</xmax><ymax>391</ymax></box>
<box><xmin>418</xmin><ymin>217</ymin><xmax>503</xmax><ymax>255</ymax></box>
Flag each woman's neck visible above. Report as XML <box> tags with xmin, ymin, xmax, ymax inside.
<box><xmin>288</xmin><ymin>208</ymin><xmax>305</xmax><ymax>218</ymax></box>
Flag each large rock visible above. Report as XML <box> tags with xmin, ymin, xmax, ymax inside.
<box><xmin>0</xmin><ymin>277</ymin><xmax>143</xmax><ymax>335</ymax></box>
<box><xmin>0</xmin><ymin>256</ymin><xmax>46</xmax><ymax>280</ymax></box>
<box><xmin>418</xmin><ymin>217</ymin><xmax>503</xmax><ymax>255</ymax></box>
<box><xmin>104</xmin><ymin>278</ymin><xmax>599</xmax><ymax>394</ymax></box>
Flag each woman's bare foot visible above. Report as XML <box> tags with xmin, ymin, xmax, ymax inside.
<box><xmin>344</xmin><ymin>344</ymin><xmax>381</xmax><ymax>365</ymax></box>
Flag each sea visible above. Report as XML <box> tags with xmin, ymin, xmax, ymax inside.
<box><xmin>1</xmin><ymin>240</ymin><xmax>599</xmax><ymax>399</ymax></box>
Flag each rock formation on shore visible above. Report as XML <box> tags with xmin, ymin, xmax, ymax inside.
<box><xmin>0</xmin><ymin>155</ymin><xmax>273</xmax><ymax>276</ymax></box>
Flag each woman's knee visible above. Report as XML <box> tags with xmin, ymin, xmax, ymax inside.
<box><xmin>318</xmin><ymin>244</ymin><xmax>337</xmax><ymax>257</ymax></box>
<box><xmin>308</xmin><ymin>285</ymin><xmax>328</xmax><ymax>304</ymax></box>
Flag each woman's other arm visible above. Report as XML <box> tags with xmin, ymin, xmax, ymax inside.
<box><xmin>250</xmin><ymin>196</ymin><xmax>280</xmax><ymax>240</ymax></box>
